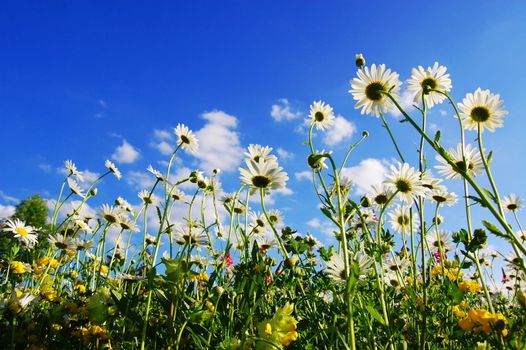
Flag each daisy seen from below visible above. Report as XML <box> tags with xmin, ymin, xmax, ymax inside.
<box><xmin>308</xmin><ymin>101</ymin><xmax>335</xmax><ymax>130</ymax></box>
<box><xmin>4</xmin><ymin>219</ymin><xmax>38</xmax><ymax>248</ymax></box>
<box><xmin>388</xmin><ymin>205</ymin><xmax>418</xmax><ymax>233</ymax></box>
<box><xmin>105</xmin><ymin>160</ymin><xmax>122</xmax><ymax>180</ymax></box>
<box><xmin>369</xmin><ymin>183</ymin><xmax>395</xmax><ymax>208</ymax></box>
<box><xmin>325</xmin><ymin>250</ymin><xmax>374</xmax><ymax>284</ymax></box>
<box><xmin>239</xmin><ymin>159</ymin><xmax>288</xmax><ymax>195</ymax></box>
<box><xmin>67</xmin><ymin>178</ymin><xmax>85</xmax><ymax>198</ymax></box>
<box><xmin>458</xmin><ymin>88</ymin><xmax>508</xmax><ymax>132</ymax></box>
<box><xmin>48</xmin><ymin>233</ymin><xmax>74</xmax><ymax>250</ymax></box>
<box><xmin>147</xmin><ymin>165</ymin><xmax>165</xmax><ymax>182</ymax></box>
<box><xmin>435</xmin><ymin>143</ymin><xmax>483</xmax><ymax>180</ymax></box>
<box><xmin>426</xmin><ymin>230</ymin><xmax>452</xmax><ymax>252</ymax></box>
<box><xmin>384</xmin><ymin>162</ymin><xmax>427</xmax><ymax>203</ymax></box>
<box><xmin>349</xmin><ymin>64</ymin><xmax>401</xmax><ymax>117</ymax></box>
<box><xmin>406</xmin><ymin>62</ymin><xmax>452</xmax><ymax>108</ymax></box>
<box><xmin>429</xmin><ymin>189</ymin><xmax>458</xmax><ymax>207</ymax></box>
<box><xmin>173</xmin><ymin>224</ymin><xmax>208</xmax><ymax>247</ymax></box>
<box><xmin>244</xmin><ymin>144</ymin><xmax>278</xmax><ymax>164</ymax></box>
<box><xmin>174</xmin><ymin>123</ymin><xmax>199</xmax><ymax>153</ymax></box>
<box><xmin>501</xmin><ymin>193</ymin><xmax>523</xmax><ymax>212</ymax></box>
<box><xmin>64</xmin><ymin>160</ymin><xmax>84</xmax><ymax>182</ymax></box>
<box><xmin>100</xmin><ymin>204</ymin><xmax>121</xmax><ymax>225</ymax></box>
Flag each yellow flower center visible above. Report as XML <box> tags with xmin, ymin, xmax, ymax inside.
<box><xmin>16</xmin><ymin>227</ymin><xmax>28</xmax><ymax>236</ymax></box>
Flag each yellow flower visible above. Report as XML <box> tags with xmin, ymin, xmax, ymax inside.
<box><xmin>11</xmin><ymin>261</ymin><xmax>31</xmax><ymax>274</ymax></box>
<box><xmin>458</xmin><ymin>280</ymin><xmax>481</xmax><ymax>293</ymax></box>
<box><xmin>458</xmin><ymin>308</ymin><xmax>508</xmax><ymax>335</ymax></box>
<box><xmin>206</xmin><ymin>300</ymin><xmax>215</xmax><ymax>312</ymax></box>
<box><xmin>257</xmin><ymin>303</ymin><xmax>299</xmax><ymax>349</ymax></box>
<box><xmin>75</xmin><ymin>284</ymin><xmax>87</xmax><ymax>294</ymax></box>
<box><xmin>97</xmin><ymin>264</ymin><xmax>109</xmax><ymax>275</ymax></box>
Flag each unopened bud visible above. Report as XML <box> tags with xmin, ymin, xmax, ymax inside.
<box><xmin>285</xmin><ymin>255</ymin><xmax>299</xmax><ymax>268</ymax></box>
<box><xmin>355</xmin><ymin>54</ymin><xmax>366</xmax><ymax>68</ymax></box>
<box><xmin>90</xmin><ymin>188</ymin><xmax>98</xmax><ymax>196</ymax></box>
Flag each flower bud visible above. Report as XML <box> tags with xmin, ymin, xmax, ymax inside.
<box><xmin>355</xmin><ymin>53</ymin><xmax>366</xmax><ymax>68</ymax></box>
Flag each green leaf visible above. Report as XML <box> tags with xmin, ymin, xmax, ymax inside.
<box><xmin>365</xmin><ymin>304</ymin><xmax>386</xmax><ymax>326</ymax></box>
<box><xmin>482</xmin><ymin>220</ymin><xmax>505</xmax><ymax>237</ymax></box>
<box><xmin>434</xmin><ymin>130</ymin><xmax>441</xmax><ymax>143</ymax></box>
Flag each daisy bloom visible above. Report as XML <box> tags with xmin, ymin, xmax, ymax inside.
<box><xmin>67</xmin><ymin>178</ymin><xmax>85</xmax><ymax>198</ymax></box>
<box><xmin>147</xmin><ymin>165</ymin><xmax>165</xmax><ymax>181</ymax></box>
<box><xmin>429</xmin><ymin>189</ymin><xmax>458</xmax><ymax>206</ymax></box>
<box><xmin>369</xmin><ymin>183</ymin><xmax>395</xmax><ymax>208</ymax></box>
<box><xmin>308</xmin><ymin>100</ymin><xmax>335</xmax><ymax>130</ymax></box>
<box><xmin>406</xmin><ymin>62</ymin><xmax>452</xmax><ymax>108</ymax></box>
<box><xmin>426</xmin><ymin>230</ymin><xmax>452</xmax><ymax>252</ymax></box>
<box><xmin>384</xmin><ymin>163</ymin><xmax>427</xmax><ymax>203</ymax></box>
<box><xmin>74</xmin><ymin>219</ymin><xmax>92</xmax><ymax>232</ymax></box>
<box><xmin>458</xmin><ymin>88</ymin><xmax>507</xmax><ymax>132</ymax></box>
<box><xmin>307</xmin><ymin>150</ymin><xmax>329</xmax><ymax>170</ymax></box>
<box><xmin>388</xmin><ymin>205</ymin><xmax>418</xmax><ymax>233</ymax></box>
<box><xmin>349</xmin><ymin>64</ymin><xmax>401</xmax><ymax>117</ymax></box>
<box><xmin>105</xmin><ymin>160</ymin><xmax>122</xmax><ymax>180</ymax></box>
<box><xmin>239</xmin><ymin>159</ymin><xmax>288</xmax><ymax>195</ymax></box>
<box><xmin>4</xmin><ymin>219</ymin><xmax>38</xmax><ymax>247</ymax></box>
<box><xmin>325</xmin><ymin>251</ymin><xmax>374</xmax><ymax>284</ymax></box>
<box><xmin>174</xmin><ymin>123</ymin><xmax>199</xmax><ymax>153</ymax></box>
<box><xmin>267</xmin><ymin>209</ymin><xmax>284</xmax><ymax>226</ymax></box>
<box><xmin>74</xmin><ymin>240</ymin><xmax>95</xmax><ymax>251</ymax></box>
<box><xmin>173</xmin><ymin>224</ymin><xmax>208</xmax><ymax>247</ymax></box>
<box><xmin>138</xmin><ymin>190</ymin><xmax>159</xmax><ymax>205</ymax></box>
<box><xmin>501</xmin><ymin>193</ymin><xmax>523</xmax><ymax>212</ymax></box>
<box><xmin>420</xmin><ymin>170</ymin><xmax>446</xmax><ymax>192</ymax></box>
<box><xmin>64</xmin><ymin>160</ymin><xmax>84</xmax><ymax>182</ymax></box>
<box><xmin>100</xmin><ymin>204</ymin><xmax>121</xmax><ymax>225</ymax></box>
<box><xmin>48</xmin><ymin>233</ymin><xmax>75</xmax><ymax>250</ymax></box>
<box><xmin>115</xmin><ymin>196</ymin><xmax>133</xmax><ymax>212</ymax></box>
<box><xmin>435</xmin><ymin>144</ymin><xmax>483</xmax><ymax>180</ymax></box>
<box><xmin>244</xmin><ymin>144</ymin><xmax>278</xmax><ymax>164</ymax></box>
<box><xmin>170</xmin><ymin>188</ymin><xmax>186</xmax><ymax>201</ymax></box>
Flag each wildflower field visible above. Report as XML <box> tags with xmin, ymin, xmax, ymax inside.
<box><xmin>2</xmin><ymin>56</ymin><xmax>526</xmax><ymax>350</ymax></box>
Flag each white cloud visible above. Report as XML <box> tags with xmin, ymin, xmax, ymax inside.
<box><xmin>49</xmin><ymin>200</ymin><xmax>96</xmax><ymax>220</ymax></box>
<box><xmin>126</xmin><ymin>171</ymin><xmax>155</xmax><ymax>190</ymax></box>
<box><xmin>99</xmin><ymin>99</ymin><xmax>107</xmax><ymax>108</ymax></box>
<box><xmin>270</xmin><ymin>98</ymin><xmax>302</xmax><ymax>122</ymax></box>
<box><xmin>194</xmin><ymin>110</ymin><xmax>244</xmax><ymax>172</ymax></box>
<box><xmin>0</xmin><ymin>204</ymin><xmax>15</xmax><ymax>219</ymax></box>
<box><xmin>439</xmin><ymin>109</ymin><xmax>448</xmax><ymax>117</ymax></box>
<box><xmin>154</xmin><ymin>129</ymin><xmax>172</xmax><ymax>140</ymax></box>
<box><xmin>39</xmin><ymin>163</ymin><xmax>52</xmax><ymax>173</ymax></box>
<box><xmin>341</xmin><ymin>158</ymin><xmax>389</xmax><ymax>195</ymax></box>
<box><xmin>307</xmin><ymin>218</ymin><xmax>321</xmax><ymax>228</ymax></box>
<box><xmin>111</xmin><ymin>139</ymin><xmax>140</xmax><ymax>164</ymax></box>
<box><xmin>0</xmin><ymin>191</ymin><xmax>18</xmax><ymax>203</ymax></box>
<box><xmin>276</xmin><ymin>147</ymin><xmax>294</xmax><ymax>161</ymax></box>
<box><xmin>389</xmin><ymin>90</ymin><xmax>416</xmax><ymax>117</ymax></box>
<box><xmin>295</xmin><ymin>171</ymin><xmax>312</xmax><ymax>182</ymax></box>
<box><xmin>323</xmin><ymin>115</ymin><xmax>356</xmax><ymax>146</ymax></box>
<box><xmin>275</xmin><ymin>186</ymin><xmax>294</xmax><ymax>196</ymax></box>
<box><xmin>153</xmin><ymin>140</ymin><xmax>174</xmax><ymax>155</ymax></box>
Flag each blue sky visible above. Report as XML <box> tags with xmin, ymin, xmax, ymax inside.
<box><xmin>1</xmin><ymin>1</ymin><xmax>526</xmax><ymax>259</ymax></box>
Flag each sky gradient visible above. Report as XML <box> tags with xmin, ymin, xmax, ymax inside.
<box><xmin>2</xmin><ymin>1</ymin><xmax>526</xmax><ymax>255</ymax></box>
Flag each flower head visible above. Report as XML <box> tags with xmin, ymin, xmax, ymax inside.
<box><xmin>64</xmin><ymin>160</ymin><xmax>84</xmax><ymax>182</ymax></box>
<box><xmin>308</xmin><ymin>100</ymin><xmax>335</xmax><ymax>130</ymax></box>
<box><xmin>105</xmin><ymin>160</ymin><xmax>122</xmax><ymax>180</ymax></box>
<box><xmin>239</xmin><ymin>159</ymin><xmax>288</xmax><ymax>195</ymax></box>
<box><xmin>435</xmin><ymin>144</ymin><xmax>483</xmax><ymax>180</ymax></box>
<box><xmin>349</xmin><ymin>64</ymin><xmax>401</xmax><ymax>116</ymax></box>
<box><xmin>4</xmin><ymin>219</ymin><xmax>38</xmax><ymax>248</ymax></box>
<box><xmin>501</xmin><ymin>193</ymin><xmax>523</xmax><ymax>212</ymax></box>
<box><xmin>174</xmin><ymin>123</ymin><xmax>199</xmax><ymax>153</ymax></box>
<box><xmin>384</xmin><ymin>162</ymin><xmax>427</xmax><ymax>203</ymax></box>
<box><xmin>407</xmin><ymin>62</ymin><xmax>452</xmax><ymax>108</ymax></box>
<box><xmin>244</xmin><ymin>144</ymin><xmax>278</xmax><ymax>164</ymax></box>
<box><xmin>458</xmin><ymin>88</ymin><xmax>507</xmax><ymax>132</ymax></box>
<box><xmin>67</xmin><ymin>178</ymin><xmax>85</xmax><ymax>198</ymax></box>
<box><xmin>388</xmin><ymin>205</ymin><xmax>418</xmax><ymax>233</ymax></box>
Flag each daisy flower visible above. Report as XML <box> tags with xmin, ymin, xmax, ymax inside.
<box><xmin>385</xmin><ymin>256</ymin><xmax>411</xmax><ymax>274</ymax></box>
<box><xmin>388</xmin><ymin>205</ymin><xmax>418</xmax><ymax>233</ymax></box>
<box><xmin>426</xmin><ymin>230</ymin><xmax>452</xmax><ymax>252</ymax></box>
<box><xmin>267</xmin><ymin>209</ymin><xmax>284</xmax><ymax>226</ymax></box>
<box><xmin>48</xmin><ymin>233</ymin><xmax>75</xmax><ymax>250</ymax></box>
<box><xmin>256</xmin><ymin>235</ymin><xmax>276</xmax><ymax>252</ymax></box>
<box><xmin>349</xmin><ymin>64</ymin><xmax>401</xmax><ymax>117</ymax></box>
<box><xmin>170</xmin><ymin>188</ymin><xmax>186</xmax><ymax>201</ymax></box>
<box><xmin>458</xmin><ymin>88</ymin><xmax>508</xmax><ymax>132</ymax></box>
<box><xmin>147</xmin><ymin>165</ymin><xmax>165</xmax><ymax>181</ymax></box>
<box><xmin>74</xmin><ymin>240</ymin><xmax>95</xmax><ymax>251</ymax></box>
<box><xmin>67</xmin><ymin>178</ymin><xmax>85</xmax><ymax>198</ymax></box>
<box><xmin>100</xmin><ymin>204</ymin><xmax>121</xmax><ymax>225</ymax></box>
<box><xmin>115</xmin><ymin>197</ymin><xmax>133</xmax><ymax>212</ymax></box>
<box><xmin>308</xmin><ymin>101</ymin><xmax>335</xmax><ymax>130</ymax></box>
<box><xmin>244</xmin><ymin>144</ymin><xmax>278</xmax><ymax>164</ymax></box>
<box><xmin>105</xmin><ymin>160</ymin><xmax>122</xmax><ymax>180</ymax></box>
<box><xmin>429</xmin><ymin>189</ymin><xmax>458</xmax><ymax>206</ymax></box>
<box><xmin>205</xmin><ymin>176</ymin><xmax>222</xmax><ymax>195</ymax></box>
<box><xmin>74</xmin><ymin>219</ymin><xmax>92</xmax><ymax>232</ymax></box>
<box><xmin>118</xmin><ymin>215</ymin><xmax>139</xmax><ymax>232</ymax></box>
<box><xmin>420</xmin><ymin>170</ymin><xmax>446</xmax><ymax>192</ymax></box>
<box><xmin>64</xmin><ymin>160</ymin><xmax>84</xmax><ymax>182</ymax></box>
<box><xmin>384</xmin><ymin>162</ymin><xmax>427</xmax><ymax>203</ymax></box>
<box><xmin>325</xmin><ymin>251</ymin><xmax>374</xmax><ymax>284</ymax></box>
<box><xmin>4</xmin><ymin>219</ymin><xmax>38</xmax><ymax>247</ymax></box>
<box><xmin>406</xmin><ymin>62</ymin><xmax>452</xmax><ymax>108</ymax></box>
<box><xmin>435</xmin><ymin>143</ymin><xmax>483</xmax><ymax>180</ymax></box>
<box><xmin>501</xmin><ymin>194</ymin><xmax>523</xmax><ymax>212</ymax></box>
<box><xmin>250</xmin><ymin>211</ymin><xmax>269</xmax><ymax>231</ymax></box>
<box><xmin>369</xmin><ymin>183</ymin><xmax>395</xmax><ymax>208</ymax></box>
<box><xmin>239</xmin><ymin>159</ymin><xmax>288</xmax><ymax>195</ymax></box>
<box><xmin>307</xmin><ymin>150</ymin><xmax>329</xmax><ymax>171</ymax></box>
<box><xmin>174</xmin><ymin>123</ymin><xmax>199</xmax><ymax>153</ymax></box>
<box><xmin>138</xmin><ymin>190</ymin><xmax>159</xmax><ymax>205</ymax></box>
<box><xmin>173</xmin><ymin>224</ymin><xmax>208</xmax><ymax>247</ymax></box>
